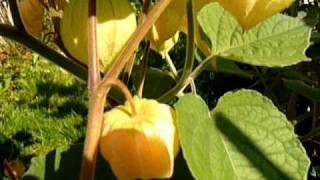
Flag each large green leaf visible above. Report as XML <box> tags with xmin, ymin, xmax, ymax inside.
<box><xmin>175</xmin><ymin>90</ymin><xmax>310</xmax><ymax>180</ymax></box>
<box><xmin>175</xmin><ymin>95</ymin><xmax>218</xmax><ymax>179</ymax></box>
<box><xmin>198</xmin><ymin>3</ymin><xmax>312</xmax><ymax>67</ymax></box>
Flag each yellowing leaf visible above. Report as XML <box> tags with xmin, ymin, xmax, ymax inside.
<box><xmin>17</xmin><ymin>0</ymin><xmax>44</xmax><ymax>37</ymax></box>
<box><xmin>215</xmin><ymin>0</ymin><xmax>295</xmax><ymax>29</ymax></box>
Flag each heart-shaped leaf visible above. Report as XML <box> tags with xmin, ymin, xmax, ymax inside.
<box><xmin>198</xmin><ymin>3</ymin><xmax>312</xmax><ymax>67</ymax></box>
<box><xmin>175</xmin><ymin>91</ymin><xmax>310</xmax><ymax>180</ymax></box>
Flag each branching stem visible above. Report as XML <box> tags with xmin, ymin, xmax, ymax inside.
<box><xmin>157</xmin><ymin>0</ymin><xmax>195</xmax><ymax>103</ymax></box>
<box><xmin>80</xmin><ymin>0</ymin><xmax>173</xmax><ymax>179</ymax></box>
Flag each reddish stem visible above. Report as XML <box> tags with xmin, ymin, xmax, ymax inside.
<box><xmin>80</xmin><ymin>0</ymin><xmax>100</xmax><ymax>179</ymax></box>
<box><xmin>80</xmin><ymin>0</ymin><xmax>173</xmax><ymax>179</ymax></box>
<box><xmin>87</xmin><ymin>0</ymin><xmax>100</xmax><ymax>94</ymax></box>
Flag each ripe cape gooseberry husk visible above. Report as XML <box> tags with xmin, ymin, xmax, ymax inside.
<box><xmin>216</xmin><ymin>0</ymin><xmax>295</xmax><ymax>30</ymax></box>
<box><xmin>60</xmin><ymin>0</ymin><xmax>136</xmax><ymax>72</ymax></box>
<box><xmin>17</xmin><ymin>0</ymin><xmax>44</xmax><ymax>38</ymax></box>
<box><xmin>99</xmin><ymin>97</ymin><xmax>179</xmax><ymax>179</ymax></box>
<box><xmin>180</xmin><ymin>0</ymin><xmax>295</xmax><ymax>56</ymax></box>
<box><xmin>146</xmin><ymin>0</ymin><xmax>185</xmax><ymax>55</ymax></box>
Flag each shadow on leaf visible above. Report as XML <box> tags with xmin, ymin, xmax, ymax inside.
<box><xmin>215</xmin><ymin>113</ymin><xmax>293</xmax><ymax>180</ymax></box>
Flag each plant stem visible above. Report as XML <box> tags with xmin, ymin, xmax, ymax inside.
<box><xmin>137</xmin><ymin>0</ymin><xmax>152</xmax><ymax>97</ymax></box>
<box><xmin>99</xmin><ymin>79</ymin><xmax>137</xmax><ymax>116</ymax></box>
<box><xmin>253</xmin><ymin>67</ymin><xmax>280</xmax><ymax>107</ymax></box>
<box><xmin>122</xmin><ymin>53</ymin><xmax>136</xmax><ymax>84</ymax></box>
<box><xmin>157</xmin><ymin>0</ymin><xmax>195</xmax><ymax>103</ymax></box>
<box><xmin>87</xmin><ymin>0</ymin><xmax>100</xmax><ymax>95</ymax></box>
<box><xmin>164</xmin><ymin>52</ymin><xmax>178</xmax><ymax>79</ymax></box>
<box><xmin>191</xmin><ymin>55</ymin><xmax>215</xmax><ymax>80</ymax></box>
<box><xmin>80</xmin><ymin>0</ymin><xmax>100</xmax><ymax>179</ymax></box>
<box><xmin>137</xmin><ymin>41</ymin><xmax>151</xmax><ymax>98</ymax></box>
<box><xmin>0</xmin><ymin>24</ymin><xmax>88</xmax><ymax>80</ymax></box>
<box><xmin>181</xmin><ymin>55</ymin><xmax>215</xmax><ymax>92</ymax></box>
<box><xmin>80</xmin><ymin>0</ymin><xmax>173</xmax><ymax>179</ymax></box>
<box><xmin>189</xmin><ymin>78</ymin><xmax>197</xmax><ymax>95</ymax></box>
<box><xmin>312</xmin><ymin>102</ymin><xmax>318</xmax><ymax>130</ymax></box>
<box><xmin>80</xmin><ymin>91</ymin><xmax>106</xmax><ymax>180</ymax></box>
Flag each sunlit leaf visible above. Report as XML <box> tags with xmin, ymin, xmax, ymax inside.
<box><xmin>198</xmin><ymin>3</ymin><xmax>312</xmax><ymax>67</ymax></box>
<box><xmin>175</xmin><ymin>91</ymin><xmax>310</xmax><ymax>179</ymax></box>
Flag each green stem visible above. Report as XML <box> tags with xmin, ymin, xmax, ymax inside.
<box><xmin>190</xmin><ymin>55</ymin><xmax>215</xmax><ymax>80</ymax></box>
<box><xmin>164</xmin><ymin>52</ymin><xmax>178</xmax><ymax>79</ymax></box>
<box><xmin>302</xmin><ymin>126</ymin><xmax>320</xmax><ymax>140</ymax></box>
<box><xmin>180</xmin><ymin>55</ymin><xmax>215</xmax><ymax>92</ymax></box>
<box><xmin>137</xmin><ymin>41</ymin><xmax>151</xmax><ymax>98</ymax></box>
<box><xmin>312</xmin><ymin>102</ymin><xmax>318</xmax><ymax>130</ymax></box>
<box><xmin>254</xmin><ymin>67</ymin><xmax>280</xmax><ymax>107</ymax></box>
<box><xmin>189</xmin><ymin>79</ymin><xmax>197</xmax><ymax>95</ymax></box>
<box><xmin>157</xmin><ymin>0</ymin><xmax>195</xmax><ymax>102</ymax></box>
<box><xmin>0</xmin><ymin>24</ymin><xmax>88</xmax><ymax>81</ymax></box>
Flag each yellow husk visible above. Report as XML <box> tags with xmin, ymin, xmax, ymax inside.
<box><xmin>17</xmin><ymin>0</ymin><xmax>44</xmax><ymax>38</ymax></box>
<box><xmin>60</xmin><ymin>0</ymin><xmax>137</xmax><ymax>72</ymax></box>
<box><xmin>100</xmin><ymin>97</ymin><xmax>179</xmax><ymax>180</ymax></box>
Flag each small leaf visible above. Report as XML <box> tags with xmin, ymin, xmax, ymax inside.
<box><xmin>132</xmin><ymin>67</ymin><xmax>175</xmax><ymax>99</ymax></box>
<box><xmin>283</xmin><ymin>79</ymin><xmax>320</xmax><ymax>101</ymax></box>
<box><xmin>198</xmin><ymin>3</ymin><xmax>312</xmax><ymax>67</ymax></box>
<box><xmin>175</xmin><ymin>90</ymin><xmax>310</xmax><ymax>180</ymax></box>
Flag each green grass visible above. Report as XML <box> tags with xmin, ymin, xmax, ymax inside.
<box><xmin>0</xmin><ymin>54</ymin><xmax>87</xmax><ymax>157</ymax></box>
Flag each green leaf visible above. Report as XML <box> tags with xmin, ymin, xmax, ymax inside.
<box><xmin>22</xmin><ymin>145</ymin><xmax>116</xmax><ymax>180</ymax></box>
<box><xmin>198</xmin><ymin>3</ymin><xmax>312</xmax><ymax>67</ymax></box>
<box><xmin>132</xmin><ymin>67</ymin><xmax>175</xmax><ymax>98</ymax></box>
<box><xmin>175</xmin><ymin>90</ymin><xmax>310</xmax><ymax>180</ymax></box>
<box><xmin>283</xmin><ymin>79</ymin><xmax>320</xmax><ymax>101</ymax></box>
<box><xmin>175</xmin><ymin>95</ymin><xmax>217</xmax><ymax>179</ymax></box>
